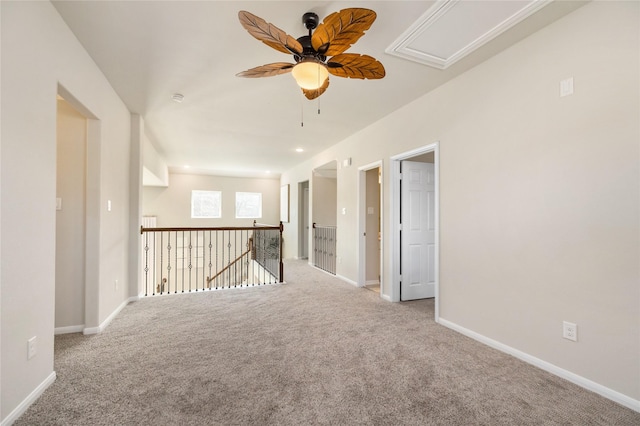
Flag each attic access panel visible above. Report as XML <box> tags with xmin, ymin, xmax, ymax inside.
<box><xmin>386</xmin><ymin>0</ymin><xmax>550</xmax><ymax>69</ymax></box>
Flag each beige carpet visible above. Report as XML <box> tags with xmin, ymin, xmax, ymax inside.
<box><xmin>16</xmin><ymin>260</ymin><xmax>640</xmax><ymax>425</ymax></box>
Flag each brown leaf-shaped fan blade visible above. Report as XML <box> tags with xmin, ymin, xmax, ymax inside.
<box><xmin>327</xmin><ymin>54</ymin><xmax>385</xmax><ymax>79</ymax></box>
<box><xmin>236</xmin><ymin>62</ymin><xmax>294</xmax><ymax>78</ymax></box>
<box><xmin>311</xmin><ymin>8</ymin><xmax>377</xmax><ymax>56</ymax></box>
<box><xmin>302</xmin><ymin>78</ymin><xmax>330</xmax><ymax>100</ymax></box>
<box><xmin>238</xmin><ymin>11</ymin><xmax>303</xmax><ymax>55</ymax></box>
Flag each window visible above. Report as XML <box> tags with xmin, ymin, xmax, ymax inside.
<box><xmin>235</xmin><ymin>192</ymin><xmax>262</xmax><ymax>218</ymax></box>
<box><xmin>191</xmin><ymin>190</ymin><xmax>221</xmax><ymax>218</ymax></box>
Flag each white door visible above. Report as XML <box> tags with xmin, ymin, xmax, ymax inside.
<box><xmin>400</xmin><ymin>161</ymin><xmax>435</xmax><ymax>300</ymax></box>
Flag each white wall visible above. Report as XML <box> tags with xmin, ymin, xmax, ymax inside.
<box><xmin>312</xmin><ymin>176</ymin><xmax>337</xmax><ymax>226</ymax></box>
<box><xmin>143</xmin><ymin>173</ymin><xmax>281</xmax><ymax>228</ymax></box>
<box><xmin>281</xmin><ymin>1</ymin><xmax>639</xmax><ymax>404</ymax></box>
<box><xmin>142</xmin><ymin>135</ymin><xmax>169</xmax><ymax>187</ymax></box>
<box><xmin>1</xmin><ymin>1</ymin><xmax>132</xmax><ymax>422</ymax></box>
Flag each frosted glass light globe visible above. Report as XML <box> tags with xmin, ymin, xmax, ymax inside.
<box><xmin>292</xmin><ymin>60</ymin><xmax>329</xmax><ymax>90</ymax></box>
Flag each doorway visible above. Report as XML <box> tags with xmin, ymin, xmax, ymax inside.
<box><xmin>55</xmin><ymin>96</ymin><xmax>87</xmax><ymax>333</ymax></box>
<box><xmin>390</xmin><ymin>144</ymin><xmax>439</xmax><ymax>318</ymax></box>
<box><xmin>312</xmin><ymin>161</ymin><xmax>337</xmax><ymax>274</ymax></box>
<box><xmin>400</xmin><ymin>159</ymin><xmax>435</xmax><ymax>300</ymax></box>
<box><xmin>298</xmin><ymin>180</ymin><xmax>310</xmax><ymax>260</ymax></box>
<box><xmin>358</xmin><ymin>161</ymin><xmax>383</xmax><ymax>295</ymax></box>
<box><xmin>56</xmin><ymin>85</ymin><xmax>101</xmax><ymax>334</ymax></box>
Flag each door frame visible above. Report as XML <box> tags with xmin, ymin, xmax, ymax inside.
<box><xmin>390</xmin><ymin>142</ymin><xmax>440</xmax><ymax>321</ymax></box>
<box><xmin>57</xmin><ymin>84</ymin><xmax>102</xmax><ymax>334</ymax></box>
<box><xmin>357</xmin><ymin>160</ymin><xmax>383</xmax><ymax>293</ymax></box>
<box><xmin>297</xmin><ymin>180</ymin><xmax>310</xmax><ymax>260</ymax></box>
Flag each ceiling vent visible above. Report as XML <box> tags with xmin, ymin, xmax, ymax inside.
<box><xmin>386</xmin><ymin>0</ymin><xmax>551</xmax><ymax>69</ymax></box>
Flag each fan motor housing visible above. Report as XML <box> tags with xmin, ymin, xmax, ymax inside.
<box><xmin>295</xmin><ymin>35</ymin><xmax>326</xmax><ymax>63</ymax></box>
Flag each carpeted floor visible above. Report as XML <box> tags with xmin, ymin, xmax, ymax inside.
<box><xmin>16</xmin><ymin>260</ymin><xmax>640</xmax><ymax>425</ymax></box>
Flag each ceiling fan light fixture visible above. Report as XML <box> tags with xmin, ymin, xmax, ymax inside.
<box><xmin>237</xmin><ymin>9</ymin><xmax>384</xmax><ymax>98</ymax></box>
<box><xmin>291</xmin><ymin>59</ymin><xmax>328</xmax><ymax>90</ymax></box>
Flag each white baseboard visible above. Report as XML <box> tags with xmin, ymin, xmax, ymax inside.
<box><xmin>310</xmin><ymin>266</ymin><xmax>358</xmax><ymax>287</ymax></box>
<box><xmin>438</xmin><ymin>318</ymin><xmax>640</xmax><ymax>413</ymax></box>
<box><xmin>54</xmin><ymin>325</ymin><xmax>84</xmax><ymax>335</ymax></box>
<box><xmin>336</xmin><ymin>273</ymin><xmax>358</xmax><ymax>287</ymax></box>
<box><xmin>83</xmin><ymin>298</ymin><xmax>130</xmax><ymax>335</ymax></box>
<box><xmin>365</xmin><ymin>280</ymin><xmax>380</xmax><ymax>286</ymax></box>
<box><xmin>82</xmin><ymin>326</ymin><xmax>100</xmax><ymax>335</ymax></box>
<box><xmin>380</xmin><ymin>293</ymin><xmax>392</xmax><ymax>302</ymax></box>
<box><xmin>1</xmin><ymin>371</ymin><xmax>56</xmax><ymax>426</ymax></box>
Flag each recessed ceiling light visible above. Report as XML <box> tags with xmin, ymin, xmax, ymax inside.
<box><xmin>184</xmin><ymin>165</ymin><xmax>190</xmax><ymax>169</ymax></box>
<box><xmin>295</xmin><ymin>148</ymin><xmax>304</xmax><ymax>153</ymax></box>
<box><xmin>266</xmin><ymin>170</ymin><xmax>271</xmax><ymax>174</ymax></box>
<box><xmin>172</xmin><ymin>93</ymin><xmax>184</xmax><ymax>103</ymax></box>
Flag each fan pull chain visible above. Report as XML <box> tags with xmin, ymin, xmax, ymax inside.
<box><xmin>301</xmin><ymin>94</ymin><xmax>304</xmax><ymax>127</ymax></box>
<box><xmin>317</xmin><ymin>73</ymin><xmax>321</xmax><ymax>115</ymax></box>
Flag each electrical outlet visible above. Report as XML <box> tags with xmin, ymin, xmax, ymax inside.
<box><xmin>28</xmin><ymin>336</ymin><xmax>37</xmax><ymax>359</ymax></box>
<box><xmin>563</xmin><ymin>321</ymin><xmax>577</xmax><ymax>342</ymax></box>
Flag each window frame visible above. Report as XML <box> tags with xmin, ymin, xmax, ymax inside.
<box><xmin>235</xmin><ymin>191</ymin><xmax>262</xmax><ymax>219</ymax></box>
<box><xmin>191</xmin><ymin>190</ymin><xmax>222</xmax><ymax>219</ymax></box>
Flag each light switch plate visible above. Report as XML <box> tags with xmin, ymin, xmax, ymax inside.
<box><xmin>560</xmin><ymin>77</ymin><xmax>574</xmax><ymax>97</ymax></box>
<box><xmin>28</xmin><ymin>336</ymin><xmax>37</xmax><ymax>359</ymax></box>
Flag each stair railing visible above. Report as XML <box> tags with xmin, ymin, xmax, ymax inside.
<box><xmin>253</xmin><ymin>220</ymin><xmax>284</xmax><ymax>281</ymax></box>
<box><xmin>206</xmin><ymin>238</ymin><xmax>252</xmax><ymax>288</ymax></box>
<box><xmin>140</xmin><ymin>223</ymin><xmax>283</xmax><ymax>296</ymax></box>
<box><xmin>312</xmin><ymin>223</ymin><xmax>337</xmax><ymax>275</ymax></box>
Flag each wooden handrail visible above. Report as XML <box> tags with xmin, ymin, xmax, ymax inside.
<box><xmin>312</xmin><ymin>223</ymin><xmax>337</xmax><ymax>229</ymax></box>
<box><xmin>141</xmin><ymin>225</ymin><xmax>278</xmax><ymax>234</ymax></box>
<box><xmin>253</xmin><ymin>220</ymin><xmax>284</xmax><ymax>233</ymax></box>
<box><xmin>253</xmin><ymin>220</ymin><xmax>278</xmax><ymax>227</ymax></box>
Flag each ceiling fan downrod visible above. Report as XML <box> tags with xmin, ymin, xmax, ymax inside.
<box><xmin>302</xmin><ymin>12</ymin><xmax>319</xmax><ymax>34</ymax></box>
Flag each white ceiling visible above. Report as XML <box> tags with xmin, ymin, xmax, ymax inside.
<box><xmin>52</xmin><ymin>1</ymin><xmax>584</xmax><ymax>179</ymax></box>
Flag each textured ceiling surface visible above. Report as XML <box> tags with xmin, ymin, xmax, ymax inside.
<box><xmin>52</xmin><ymin>1</ymin><xmax>584</xmax><ymax>178</ymax></box>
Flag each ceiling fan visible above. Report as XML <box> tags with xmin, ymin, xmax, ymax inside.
<box><xmin>236</xmin><ymin>8</ymin><xmax>386</xmax><ymax>100</ymax></box>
